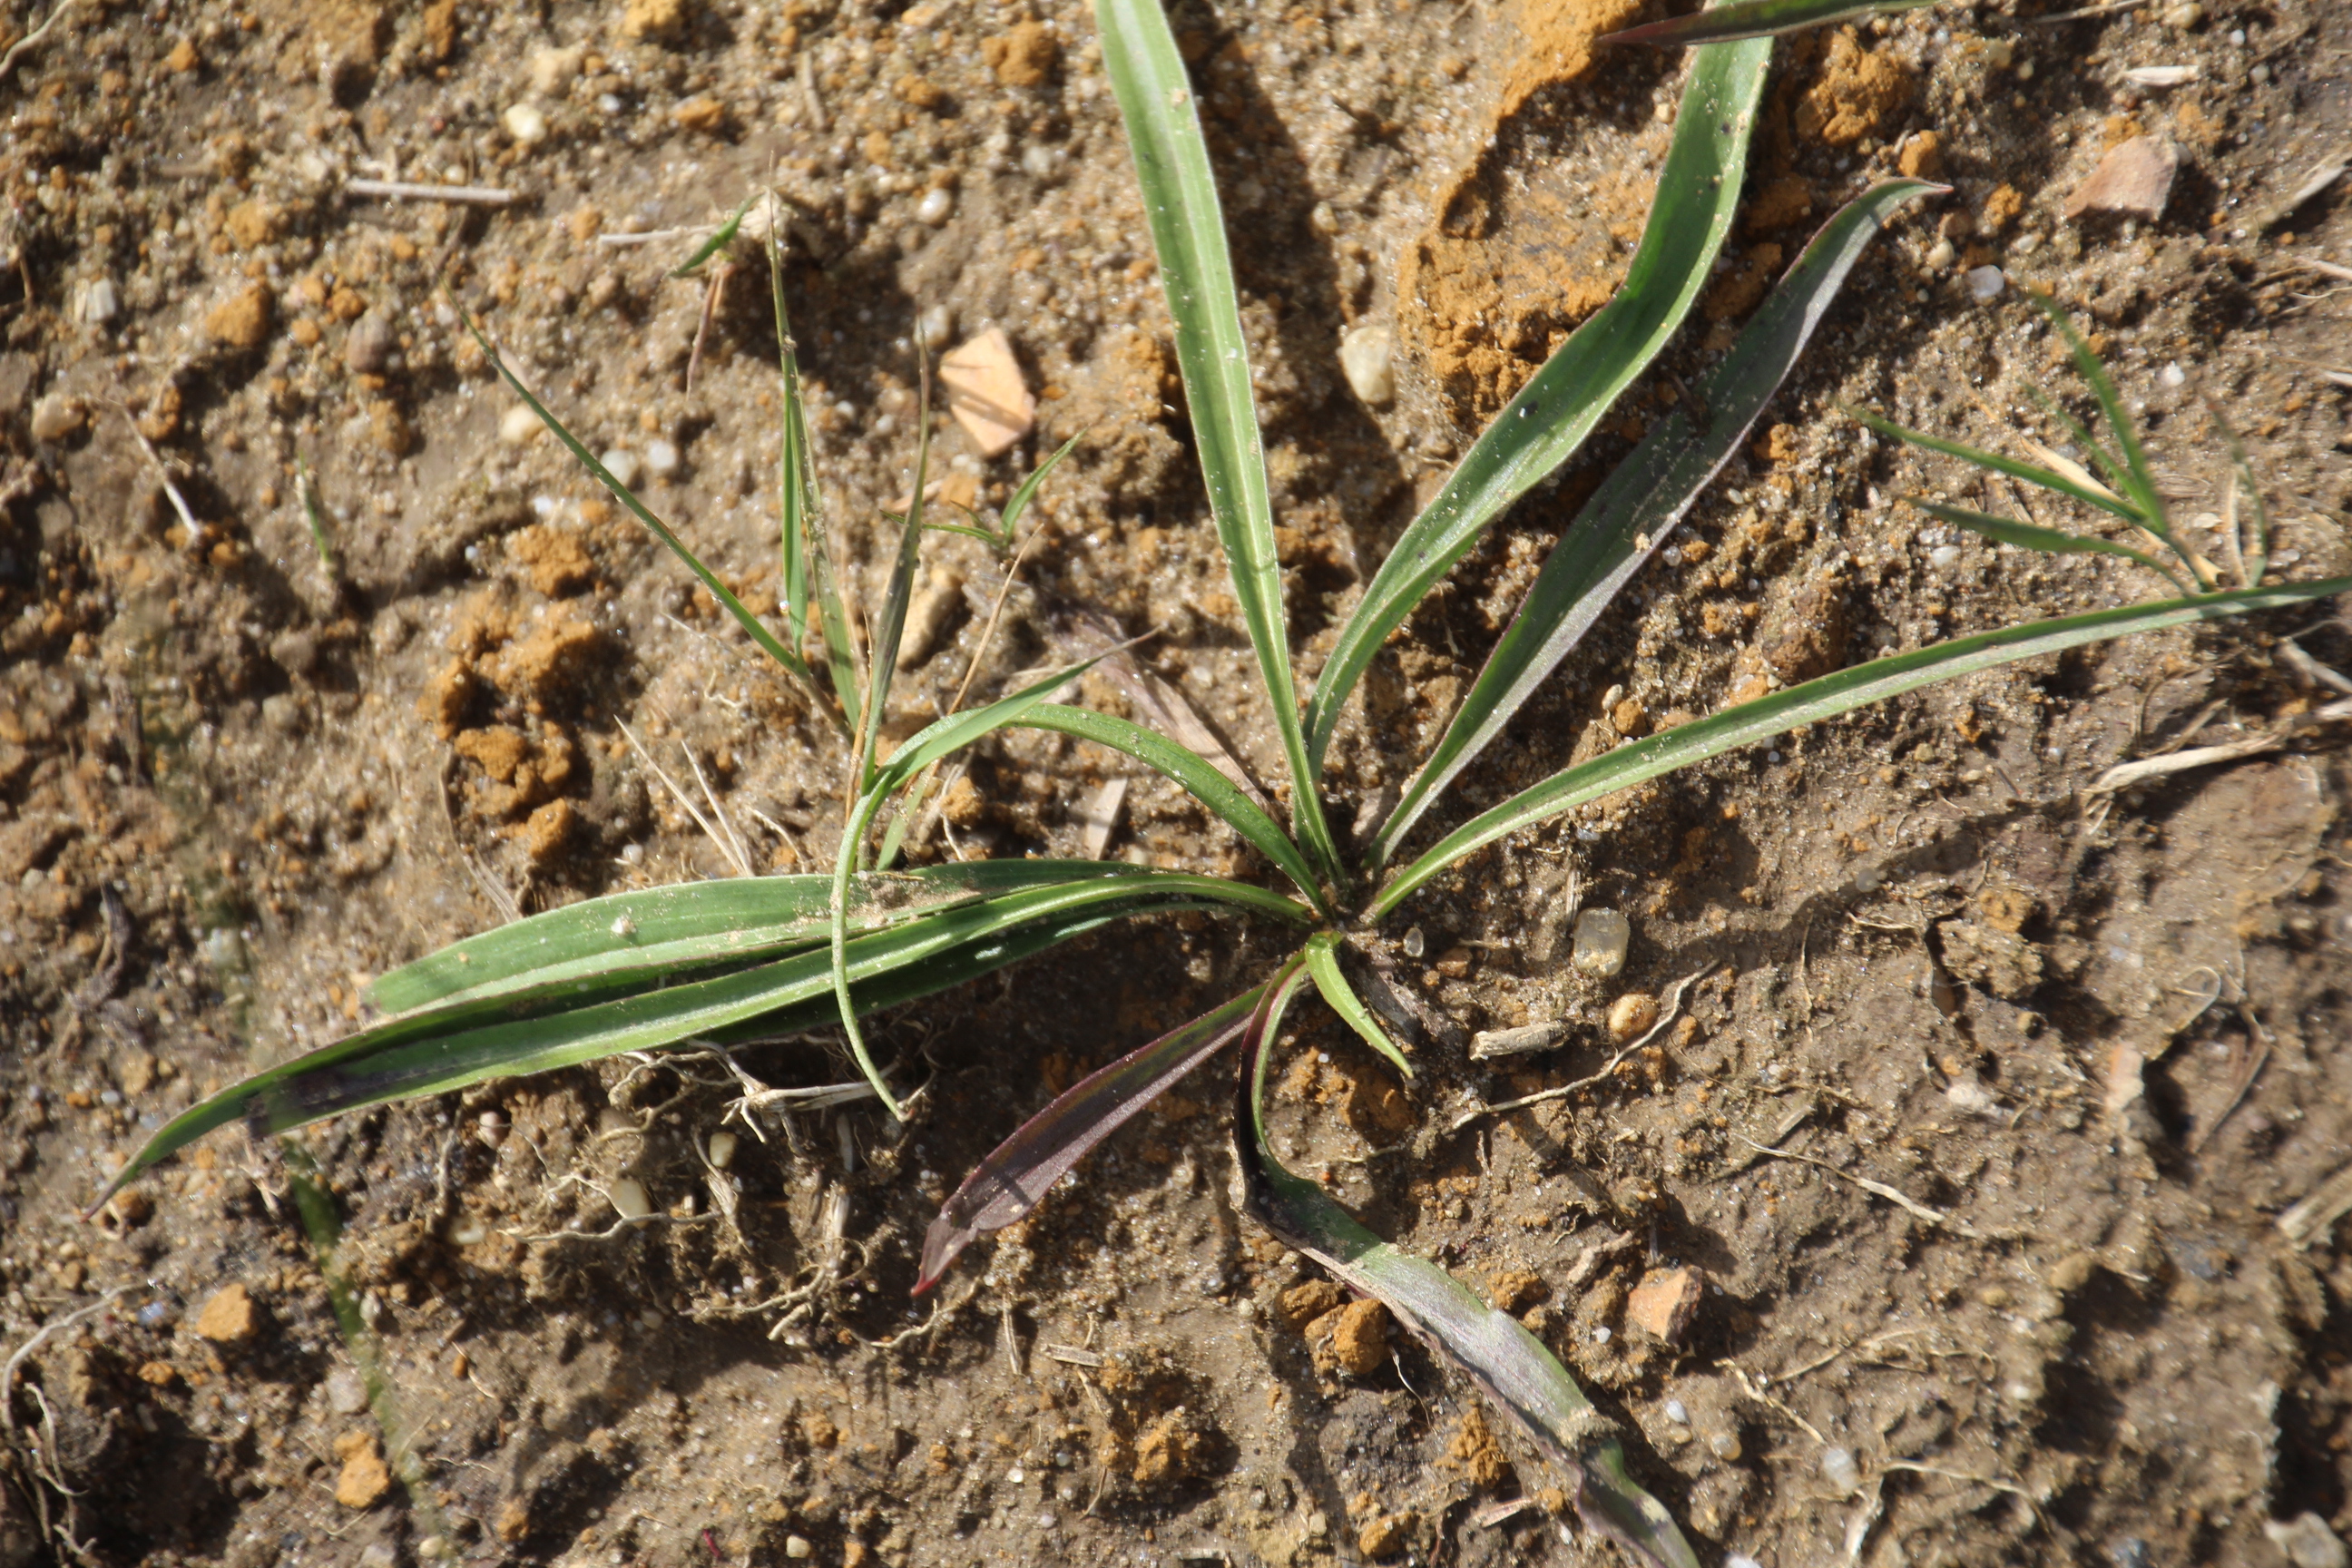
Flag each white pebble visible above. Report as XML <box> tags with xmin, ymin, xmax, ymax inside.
<box><xmin>1819</xmin><ymin>1446</ymin><xmax>1862</xmax><ymax>1495</ymax></box>
<box><xmin>446</xmin><ymin>1216</ymin><xmax>487</xmax><ymax>1247</ymax></box>
<box><xmin>1401</xmin><ymin>925</ymin><xmax>1426</xmax><ymax>960</ymax></box>
<box><xmin>608</xmin><ymin>1177</ymin><xmax>652</xmax><ymax>1222</ymax></box>
<box><xmin>600</xmin><ymin>447</ymin><xmax>643</xmax><ymax>489</ymax></box>
<box><xmin>707</xmin><ymin>1130</ymin><xmax>738</xmax><ymax>1171</ymax></box>
<box><xmin>500</xmin><ymin>404</ymin><xmax>545</xmax><ymax>445</ymax></box>
<box><xmin>79</xmin><ymin>278</ymin><xmax>120</xmax><ymax>324</ymax></box>
<box><xmin>503</xmin><ymin>103</ymin><xmax>549</xmax><ymax>146</ymax></box>
<box><xmin>1571</xmin><ymin>908</ymin><xmax>1632</xmax><ymax>977</ymax></box>
<box><xmin>1338</xmin><ymin>323</ymin><xmax>1396</xmax><ymax>407</ymax></box>
<box><xmin>2161</xmin><ymin>361</ymin><xmax>2186</xmax><ymax>387</ymax></box>
<box><xmin>2266</xmin><ymin>1514</ymin><xmax>2348</xmax><ymax>1568</ymax></box>
<box><xmin>528</xmin><ymin>44</ymin><xmax>583</xmax><ymax>95</ymax></box>
<box><xmin>1663</xmin><ymin>1399</ymin><xmax>1690</xmax><ymax>1425</ymax></box>
<box><xmin>1925</xmin><ymin>238</ymin><xmax>1955</xmax><ymax>270</ymax></box>
<box><xmin>1965</xmin><ymin>264</ymin><xmax>2006</xmax><ymax>303</ymax></box>
<box><xmin>916</xmin><ymin>302</ymin><xmax>956</xmax><ymax>349</ymax></box>
<box><xmin>28</xmin><ymin>392</ymin><xmax>83</xmax><ymax>443</ymax></box>
<box><xmin>644</xmin><ymin>437</ymin><xmax>681</xmax><ymax>478</ymax></box>
<box><xmin>1592</xmin><ymin>1327</ymin><xmax>1612</xmax><ymax>1344</ymax></box>
<box><xmin>782</xmin><ymin>1536</ymin><xmax>812</xmax><ymax>1561</ymax></box>
<box><xmin>916</xmin><ymin>185</ymin><xmax>955</xmax><ymax>225</ymax></box>
<box><xmin>1930</xmin><ymin>544</ymin><xmax>1962</xmax><ymax>568</ymax></box>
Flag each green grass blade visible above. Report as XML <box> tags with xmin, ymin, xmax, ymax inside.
<box><xmin>1303</xmin><ymin>34</ymin><xmax>1774</xmax><ymax>774</ymax></box>
<box><xmin>1842</xmin><ymin>404</ymin><xmax>2152</xmax><ymax>529</ymax></box>
<box><xmin>998</xmin><ymin>430</ymin><xmax>1086</xmax><ymax>544</ymax></box>
<box><xmin>2025</xmin><ymin>293</ymin><xmax>2169</xmax><ymax>534</ymax></box>
<box><xmin>1371</xmin><ymin>576</ymin><xmax>2352</xmax><ymax>918</ymax></box>
<box><xmin>368</xmin><ymin>861</ymin><xmax>1143</xmax><ymax>1014</ymax></box>
<box><xmin>1602</xmin><ymin>0</ymin><xmax>1934</xmax><ymax>47</ymax></box>
<box><xmin>1018</xmin><ymin>702</ymin><xmax>1329</xmax><ymax>914</ymax></box>
<box><xmin>1095</xmin><ymin>0</ymin><xmax>1343</xmax><ymax>893</ymax></box>
<box><xmin>670</xmin><ymin>191</ymin><xmax>757</xmax><ymax>279</ymax></box>
<box><xmin>1233</xmin><ymin>972</ymin><xmax>1698</xmax><ymax>1568</ymax></box>
<box><xmin>1909</xmin><ymin>499</ymin><xmax>2190</xmax><ymax>596</ymax></box>
<box><xmin>857</xmin><ymin>355</ymin><xmax>939</xmax><ymax>791</ymax></box>
<box><xmin>1301</xmin><ymin>931</ymin><xmax>1411</xmax><ymax>1076</ymax></box>
<box><xmin>1374</xmin><ymin>180</ymin><xmax>1937</xmax><ymax>868</ymax></box>
<box><xmin>916</xmin><ymin>985</ymin><xmax>1264</xmax><ymax>1291</ymax></box>
<box><xmin>96</xmin><ymin>870</ymin><xmax>1306</xmax><ymax>1211</ymax></box>
<box><xmin>461</xmin><ymin>309</ymin><xmax>825</xmax><ymax>699</ymax></box>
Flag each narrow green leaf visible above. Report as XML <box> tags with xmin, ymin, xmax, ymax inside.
<box><xmin>1301</xmin><ymin>931</ymin><xmax>1411</xmax><ymax>1077</ymax></box>
<box><xmin>1371</xmin><ymin>577</ymin><xmax>2352</xmax><ymax>918</ymax></box>
<box><xmin>1842</xmin><ymin>403</ymin><xmax>2152</xmax><ymax>529</ymax></box>
<box><xmin>368</xmin><ymin>861</ymin><xmax>1143</xmax><ymax>1015</ymax></box>
<box><xmin>1234</xmin><ymin>974</ymin><xmax>1698</xmax><ymax>1568</ymax></box>
<box><xmin>1602</xmin><ymin>0</ymin><xmax>1935</xmax><ymax>47</ymax></box>
<box><xmin>96</xmin><ymin>870</ymin><xmax>1306</xmax><ymax>1211</ymax></box>
<box><xmin>916</xmin><ymin>985</ymin><xmax>1265</xmax><ymax>1291</ymax></box>
<box><xmin>1304</xmin><ymin>35</ymin><xmax>1775</xmax><ymax>775</ymax></box>
<box><xmin>858</xmin><ymin>357</ymin><xmax>938</xmax><ymax>792</ymax></box>
<box><xmin>670</xmin><ymin>191</ymin><xmax>758</xmax><ymax>279</ymax></box>
<box><xmin>1018</xmin><ymin>702</ymin><xmax>1329</xmax><ymax>915</ymax></box>
<box><xmin>459</xmin><ymin>309</ymin><xmax>825</xmax><ymax>701</ymax></box>
<box><xmin>2024</xmin><ymin>292</ymin><xmax>2169</xmax><ymax>534</ymax></box>
<box><xmin>998</xmin><ymin>429</ymin><xmax>1086</xmax><ymax>544</ymax></box>
<box><xmin>1095</xmin><ymin>0</ymin><xmax>1343</xmax><ymax>893</ymax></box>
<box><xmin>1375</xmin><ymin>180</ymin><xmax>1937</xmax><ymax>867</ymax></box>
<box><xmin>1908</xmin><ymin>499</ymin><xmax>2190</xmax><ymax>596</ymax></box>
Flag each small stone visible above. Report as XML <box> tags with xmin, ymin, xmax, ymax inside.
<box><xmin>325</xmin><ymin>1366</ymin><xmax>369</xmax><ymax>1416</ymax></box>
<box><xmin>1279</xmin><ymin>1279</ymin><xmax>1346</xmax><ymax>1330</ymax></box>
<box><xmin>205</xmin><ymin>283</ymin><xmax>274</xmax><ymax>349</ymax></box>
<box><xmin>1625</xmin><ymin>1265</ymin><xmax>1705</xmax><ymax>1345</ymax></box>
<box><xmin>1819</xmin><ymin>1446</ymin><xmax>1862</xmax><ymax>1496</ymax></box>
<box><xmin>345</xmin><ymin>312</ymin><xmax>398</xmax><ymax>374</ymax></box>
<box><xmin>2047</xmin><ymin>1250</ymin><xmax>2099</xmax><ymax>1294</ymax></box>
<box><xmin>367</xmin><ymin>400</ymin><xmax>412</xmax><ymax>456</ymax></box>
<box><xmin>334</xmin><ymin>1435</ymin><xmax>393</xmax><ymax>1508</ymax></box>
<box><xmin>503</xmin><ymin>103</ymin><xmax>549</xmax><ymax>146</ymax></box>
<box><xmin>671</xmin><ymin>95</ymin><xmax>726</xmax><ymax>134</ymax></box>
<box><xmin>1338</xmin><ymin>323</ymin><xmax>1396</xmax><ymax>407</ymax></box>
<box><xmin>2267</xmin><ymin>1514</ymin><xmax>2349</xmax><ymax>1568</ymax></box>
<box><xmin>707</xmin><ymin>1130</ymin><xmax>738</xmax><ymax>1171</ymax></box>
<box><xmin>1328</xmin><ymin>1298</ymin><xmax>1391</xmax><ymax>1376</ymax></box>
<box><xmin>527</xmin><ymin>44</ymin><xmax>583</xmax><ymax>94</ymax></box>
<box><xmin>916</xmin><ymin>185</ymin><xmax>955</xmax><ymax>226</ymax></box>
<box><xmin>782</xmin><ymin>1535</ymin><xmax>813</xmax><ymax>1560</ymax></box>
<box><xmin>916</xmin><ymin>303</ymin><xmax>956</xmax><ymax>349</ymax></box>
<box><xmin>643</xmin><ymin>436</ymin><xmax>681</xmax><ymax>478</ymax></box>
<box><xmin>1571</xmin><ymin>908</ymin><xmax>1632</xmax><ymax>977</ymax></box>
<box><xmin>1895</xmin><ymin>129</ymin><xmax>1943</xmax><ymax>179</ymax></box>
<box><xmin>79</xmin><ymin>279</ymin><xmax>120</xmax><ymax>325</ymax></box>
<box><xmin>600</xmin><ymin>447</ymin><xmax>643</xmax><ymax>489</ymax></box>
<box><xmin>1926</xmin><ymin>237</ymin><xmax>1956</xmax><ymax>269</ymax></box>
<box><xmin>1357</xmin><ymin>1514</ymin><xmax>1410</xmax><ymax>1562</ymax></box>
<box><xmin>1610</xmin><ymin>696</ymin><xmax>1648</xmax><ymax>737</ymax></box>
<box><xmin>608</xmin><ymin>1176</ymin><xmax>652</xmax><ymax>1222</ymax></box>
<box><xmin>938</xmin><ymin>327</ymin><xmax>1034</xmax><ymax>456</ymax></box>
<box><xmin>619</xmin><ymin>0</ymin><xmax>690</xmax><ymax>44</ymax></box>
<box><xmin>1965</xmin><ymin>264</ymin><xmax>2006</xmax><ymax>303</ymax></box>
<box><xmin>2065</xmin><ymin>136</ymin><xmax>2178</xmax><ymax>222</ymax></box>
<box><xmin>195</xmin><ymin>1283</ymin><xmax>258</xmax><ymax>1343</ymax></box>
<box><xmin>2161</xmin><ymin>1</ymin><xmax>2202</xmax><ymax>29</ymax></box>
<box><xmin>1606</xmin><ymin>992</ymin><xmax>1660</xmax><ymax>1042</ymax></box>
<box><xmin>163</xmin><ymin>37</ymin><xmax>200</xmax><ymax>72</ymax></box>
<box><xmin>28</xmin><ymin>392</ymin><xmax>83</xmax><ymax>443</ymax></box>
<box><xmin>500</xmin><ymin>404</ymin><xmax>544</xmax><ymax>445</ymax></box>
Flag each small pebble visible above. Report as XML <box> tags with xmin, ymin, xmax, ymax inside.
<box><xmin>28</xmin><ymin>392</ymin><xmax>83</xmax><ymax>443</ymax></box>
<box><xmin>1571</xmin><ymin>908</ymin><xmax>1632</xmax><ymax>977</ymax></box>
<box><xmin>600</xmin><ymin>447</ymin><xmax>643</xmax><ymax>488</ymax></box>
<box><xmin>528</xmin><ymin>44</ymin><xmax>583</xmax><ymax>94</ymax></box>
<box><xmin>1706</xmin><ymin>1430</ymin><xmax>1742</xmax><ymax>1462</ymax></box>
<box><xmin>1662</xmin><ymin>1398</ymin><xmax>1690</xmax><ymax>1425</ymax></box>
<box><xmin>1606</xmin><ymin>991</ymin><xmax>1660</xmax><ymax>1042</ymax></box>
<box><xmin>608</xmin><ymin>1177</ymin><xmax>652</xmax><ymax>1222</ymax></box>
<box><xmin>1338</xmin><ymin>323</ymin><xmax>1396</xmax><ymax>407</ymax></box>
<box><xmin>644</xmin><ymin>437</ymin><xmax>681</xmax><ymax>478</ymax></box>
<box><xmin>500</xmin><ymin>404</ymin><xmax>545</xmax><ymax>445</ymax></box>
<box><xmin>782</xmin><ymin>1537</ymin><xmax>812</xmax><ymax>1561</ymax></box>
<box><xmin>916</xmin><ymin>302</ymin><xmax>956</xmax><ymax>349</ymax></box>
<box><xmin>1965</xmin><ymin>264</ymin><xmax>2006</xmax><ymax>303</ymax></box>
<box><xmin>2161</xmin><ymin>1</ymin><xmax>2201</xmax><ymax>27</ymax></box>
<box><xmin>916</xmin><ymin>185</ymin><xmax>955</xmax><ymax>225</ymax></box>
<box><xmin>1925</xmin><ymin>237</ymin><xmax>1955</xmax><ymax>269</ymax></box>
<box><xmin>1819</xmin><ymin>1446</ymin><xmax>1862</xmax><ymax>1495</ymax></box>
<box><xmin>2265</xmin><ymin>1514</ymin><xmax>2348</xmax><ymax>1568</ymax></box>
<box><xmin>503</xmin><ymin>103</ymin><xmax>550</xmax><ymax>146</ymax></box>
<box><xmin>1401</xmin><ymin>925</ymin><xmax>1426</xmax><ymax>960</ymax></box>
<box><xmin>1930</xmin><ymin>544</ymin><xmax>1962</xmax><ymax>568</ymax></box>
<box><xmin>346</xmin><ymin>312</ymin><xmax>398</xmax><ymax>375</ymax></box>
<box><xmin>80</xmin><ymin>278</ymin><xmax>120</xmax><ymax>324</ymax></box>
<box><xmin>707</xmin><ymin>1130</ymin><xmax>738</xmax><ymax>1171</ymax></box>
<box><xmin>1309</xmin><ymin>200</ymin><xmax>1338</xmax><ymax>235</ymax></box>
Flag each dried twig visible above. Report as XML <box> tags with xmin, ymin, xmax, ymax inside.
<box><xmin>346</xmin><ymin>179</ymin><xmax>517</xmax><ymax>206</ymax></box>
<box><xmin>2278</xmin><ymin>1161</ymin><xmax>2352</xmax><ymax>1249</ymax></box>
<box><xmin>1735</xmin><ymin>1135</ymin><xmax>1984</xmax><ymax>1239</ymax></box>
<box><xmin>2086</xmin><ymin>697</ymin><xmax>2352</xmax><ymax>794</ymax></box>
<box><xmin>2</xmin><ymin>1289</ymin><xmax>132</xmax><ymax>1430</ymax></box>
<box><xmin>0</xmin><ymin>0</ymin><xmax>77</xmax><ymax>81</ymax></box>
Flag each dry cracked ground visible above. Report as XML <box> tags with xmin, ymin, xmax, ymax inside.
<box><xmin>3</xmin><ymin>0</ymin><xmax>2352</xmax><ymax>1566</ymax></box>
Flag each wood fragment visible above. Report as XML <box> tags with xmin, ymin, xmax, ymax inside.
<box><xmin>1078</xmin><ymin>777</ymin><xmax>1128</xmax><ymax>861</ymax></box>
<box><xmin>2278</xmin><ymin>1161</ymin><xmax>2352</xmax><ymax>1250</ymax></box>
<box><xmin>1734</xmin><ymin>1136</ymin><xmax>1983</xmax><ymax>1239</ymax></box>
<box><xmin>346</xmin><ymin>178</ymin><xmax>518</xmax><ymax>206</ymax></box>
<box><xmin>1038</xmin><ymin>1342</ymin><xmax>1103</xmax><ymax>1367</ymax></box>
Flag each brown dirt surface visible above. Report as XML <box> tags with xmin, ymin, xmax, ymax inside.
<box><xmin>4</xmin><ymin>1</ymin><xmax>2352</xmax><ymax>1566</ymax></box>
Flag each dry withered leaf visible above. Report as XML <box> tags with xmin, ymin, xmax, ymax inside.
<box><xmin>2064</xmin><ymin>136</ymin><xmax>2178</xmax><ymax>221</ymax></box>
<box><xmin>938</xmin><ymin>327</ymin><xmax>1034</xmax><ymax>456</ymax></box>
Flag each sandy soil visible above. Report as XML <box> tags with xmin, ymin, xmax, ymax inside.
<box><xmin>4</xmin><ymin>0</ymin><xmax>2351</xmax><ymax>1565</ymax></box>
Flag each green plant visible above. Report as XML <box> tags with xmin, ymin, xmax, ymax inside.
<box><xmin>100</xmin><ymin>0</ymin><xmax>2347</xmax><ymax>1559</ymax></box>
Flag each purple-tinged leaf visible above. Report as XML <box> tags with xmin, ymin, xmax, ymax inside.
<box><xmin>916</xmin><ymin>985</ymin><xmax>1263</xmax><ymax>1292</ymax></box>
